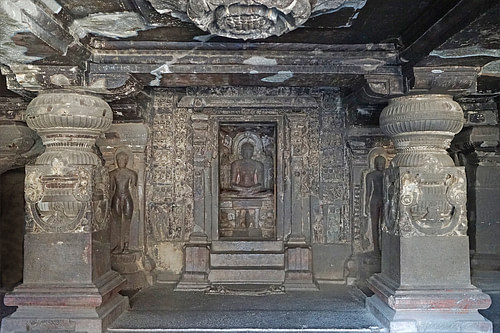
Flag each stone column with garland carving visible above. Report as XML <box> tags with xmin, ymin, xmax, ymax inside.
<box><xmin>366</xmin><ymin>94</ymin><xmax>492</xmax><ymax>332</ymax></box>
<box><xmin>1</xmin><ymin>91</ymin><xmax>128</xmax><ymax>333</ymax></box>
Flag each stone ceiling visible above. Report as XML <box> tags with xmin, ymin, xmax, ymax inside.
<box><xmin>0</xmin><ymin>0</ymin><xmax>498</xmax><ymax>102</ymax></box>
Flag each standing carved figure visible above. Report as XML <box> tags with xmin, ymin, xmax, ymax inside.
<box><xmin>110</xmin><ymin>152</ymin><xmax>137</xmax><ymax>254</ymax></box>
<box><xmin>364</xmin><ymin>155</ymin><xmax>386</xmax><ymax>254</ymax></box>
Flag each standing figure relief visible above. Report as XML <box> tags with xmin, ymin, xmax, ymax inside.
<box><xmin>110</xmin><ymin>151</ymin><xmax>138</xmax><ymax>254</ymax></box>
<box><xmin>364</xmin><ymin>155</ymin><xmax>386</xmax><ymax>255</ymax></box>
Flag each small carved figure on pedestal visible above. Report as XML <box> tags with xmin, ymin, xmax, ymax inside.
<box><xmin>364</xmin><ymin>155</ymin><xmax>386</xmax><ymax>255</ymax></box>
<box><xmin>110</xmin><ymin>151</ymin><xmax>137</xmax><ymax>254</ymax></box>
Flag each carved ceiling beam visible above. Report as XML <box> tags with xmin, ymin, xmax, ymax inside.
<box><xmin>0</xmin><ymin>0</ymin><xmax>90</xmax><ymax>66</ymax></box>
<box><xmin>87</xmin><ymin>42</ymin><xmax>401</xmax><ymax>89</ymax></box>
<box><xmin>410</xmin><ymin>66</ymin><xmax>481</xmax><ymax>96</ymax></box>
<box><xmin>451</xmin><ymin>95</ymin><xmax>500</xmax><ymax>154</ymax></box>
<box><xmin>1</xmin><ymin>65</ymin><xmax>144</xmax><ymax>102</ymax></box>
<box><xmin>399</xmin><ymin>0</ymin><xmax>498</xmax><ymax>66</ymax></box>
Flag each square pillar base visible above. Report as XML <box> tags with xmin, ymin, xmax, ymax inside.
<box><xmin>175</xmin><ymin>234</ymin><xmax>209</xmax><ymax>291</ymax></box>
<box><xmin>367</xmin><ymin>291</ymin><xmax>492</xmax><ymax>333</ymax></box>
<box><xmin>284</xmin><ymin>245</ymin><xmax>318</xmax><ymax>291</ymax></box>
<box><xmin>367</xmin><ymin>272</ymin><xmax>492</xmax><ymax>333</ymax></box>
<box><xmin>1</xmin><ymin>271</ymin><xmax>128</xmax><ymax>333</ymax></box>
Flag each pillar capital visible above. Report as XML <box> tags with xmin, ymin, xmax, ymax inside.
<box><xmin>26</xmin><ymin>91</ymin><xmax>112</xmax><ymax>166</ymax></box>
<box><xmin>380</xmin><ymin>94</ymin><xmax>464</xmax><ymax>167</ymax></box>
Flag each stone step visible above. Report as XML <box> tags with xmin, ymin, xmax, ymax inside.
<box><xmin>211</xmin><ymin>240</ymin><xmax>284</xmax><ymax>253</ymax></box>
<box><xmin>208</xmin><ymin>269</ymin><xmax>285</xmax><ymax>284</ymax></box>
<box><xmin>210</xmin><ymin>252</ymin><xmax>284</xmax><ymax>268</ymax></box>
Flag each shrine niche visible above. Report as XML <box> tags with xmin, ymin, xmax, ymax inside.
<box><xmin>218</xmin><ymin>123</ymin><xmax>276</xmax><ymax>239</ymax></box>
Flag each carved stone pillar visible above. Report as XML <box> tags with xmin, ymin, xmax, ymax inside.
<box><xmin>176</xmin><ymin>113</ymin><xmax>210</xmax><ymax>290</ymax></box>
<box><xmin>469</xmin><ymin>143</ymin><xmax>500</xmax><ymax>288</ymax></box>
<box><xmin>366</xmin><ymin>94</ymin><xmax>492</xmax><ymax>332</ymax></box>
<box><xmin>284</xmin><ymin>114</ymin><xmax>316</xmax><ymax>290</ymax></box>
<box><xmin>452</xmin><ymin>109</ymin><xmax>500</xmax><ymax>289</ymax></box>
<box><xmin>2</xmin><ymin>91</ymin><xmax>128</xmax><ymax>333</ymax></box>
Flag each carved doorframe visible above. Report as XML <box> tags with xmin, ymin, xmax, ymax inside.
<box><xmin>209</xmin><ymin>114</ymin><xmax>286</xmax><ymax>241</ymax></box>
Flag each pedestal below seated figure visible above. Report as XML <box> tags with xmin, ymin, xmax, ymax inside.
<box><xmin>220</xmin><ymin>193</ymin><xmax>274</xmax><ymax>239</ymax></box>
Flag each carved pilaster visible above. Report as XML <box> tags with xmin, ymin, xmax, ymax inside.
<box><xmin>284</xmin><ymin>114</ymin><xmax>316</xmax><ymax>290</ymax></box>
<box><xmin>2</xmin><ymin>91</ymin><xmax>128</xmax><ymax>333</ymax></box>
<box><xmin>366</xmin><ymin>94</ymin><xmax>492</xmax><ymax>332</ymax></box>
<box><xmin>176</xmin><ymin>113</ymin><xmax>211</xmax><ymax>290</ymax></box>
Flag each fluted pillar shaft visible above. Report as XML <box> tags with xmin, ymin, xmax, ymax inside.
<box><xmin>366</xmin><ymin>94</ymin><xmax>492</xmax><ymax>332</ymax></box>
<box><xmin>2</xmin><ymin>91</ymin><xmax>128</xmax><ymax>333</ymax></box>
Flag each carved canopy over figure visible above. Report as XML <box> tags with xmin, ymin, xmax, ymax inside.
<box><xmin>230</xmin><ymin>142</ymin><xmax>265</xmax><ymax>194</ymax></box>
<box><xmin>364</xmin><ymin>155</ymin><xmax>386</xmax><ymax>254</ymax></box>
<box><xmin>110</xmin><ymin>151</ymin><xmax>138</xmax><ymax>254</ymax></box>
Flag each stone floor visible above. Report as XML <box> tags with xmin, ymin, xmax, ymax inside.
<box><xmin>108</xmin><ymin>283</ymin><xmax>386</xmax><ymax>333</ymax></box>
<box><xmin>0</xmin><ymin>283</ymin><xmax>498</xmax><ymax>332</ymax></box>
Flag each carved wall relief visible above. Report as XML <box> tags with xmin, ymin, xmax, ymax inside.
<box><xmin>146</xmin><ymin>93</ymin><xmax>194</xmax><ymax>244</ymax></box>
<box><xmin>317</xmin><ymin>93</ymin><xmax>350</xmax><ymax>244</ymax></box>
<box><xmin>219</xmin><ymin>123</ymin><xmax>276</xmax><ymax>239</ymax></box>
<box><xmin>146</xmin><ymin>88</ymin><xmax>352</xmax><ymax>278</ymax></box>
<box><xmin>345</xmin><ymin>124</ymin><xmax>394</xmax><ymax>255</ymax></box>
<box><xmin>97</xmin><ymin>124</ymin><xmax>150</xmax><ymax>251</ymax></box>
<box><xmin>109</xmin><ymin>149</ymin><xmax>138</xmax><ymax>253</ymax></box>
<box><xmin>361</xmin><ymin>150</ymin><xmax>391</xmax><ymax>253</ymax></box>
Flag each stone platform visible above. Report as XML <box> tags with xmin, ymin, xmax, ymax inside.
<box><xmin>2</xmin><ymin>284</ymin><xmax>499</xmax><ymax>332</ymax></box>
<box><xmin>107</xmin><ymin>284</ymin><xmax>385</xmax><ymax>332</ymax></box>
